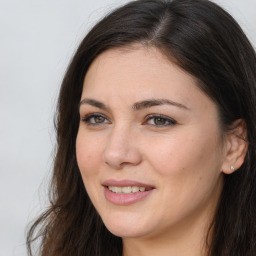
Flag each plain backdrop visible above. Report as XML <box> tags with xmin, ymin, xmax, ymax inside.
<box><xmin>0</xmin><ymin>0</ymin><xmax>255</xmax><ymax>255</ymax></box>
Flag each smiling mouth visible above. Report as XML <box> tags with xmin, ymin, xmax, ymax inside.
<box><xmin>103</xmin><ymin>180</ymin><xmax>155</xmax><ymax>205</ymax></box>
<box><xmin>107</xmin><ymin>186</ymin><xmax>152</xmax><ymax>194</ymax></box>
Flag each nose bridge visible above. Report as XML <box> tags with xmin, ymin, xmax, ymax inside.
<box><xmin>103</xmin><ymin>123</ymin><xmax>141</xmax><ymax>169</ymax></box>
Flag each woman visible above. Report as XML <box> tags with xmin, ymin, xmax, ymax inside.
<box><xmin>27</xmin><ymin>0</ymin><xmax>256</xmax><ymax>255</ymax></box>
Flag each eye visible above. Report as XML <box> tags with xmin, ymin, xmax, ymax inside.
<box><xmin>144</xmin><ymin>114</ymin><xmax>177</xmax><ymax>127</ymax></box>
<box><xmin>82</xmin><ymin>113</ymin><xmax>110</xmax><ymax>126</ymax></box>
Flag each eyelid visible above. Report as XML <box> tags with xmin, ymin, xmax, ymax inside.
<box><xmin>143</xmin><ymin>114</ymin><xmax>177</xmax><ymax>126</ymax></box>
<box><xmin>81</xmin><ymin>112</ymin><xmax>111</xmax><ymax>125</ymax></box>
<box><xmin>81</xmin><ymin>112</ymin><xmax>177</xmax><ymax>127</ymax></box>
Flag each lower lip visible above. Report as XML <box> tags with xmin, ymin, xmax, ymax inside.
<box><xmin>104</xmin><ymin>187</ymin><xmax>154</xmax><ymax>205</ymax></box>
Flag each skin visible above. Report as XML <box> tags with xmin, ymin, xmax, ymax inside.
<box><xmin>76</xmin><ymin>45</ymin><xmax>247</xmax><ymax>256</ymax></box>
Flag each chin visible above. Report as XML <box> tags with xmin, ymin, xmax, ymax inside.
<box><xmin>101</xmin><ymin>213</ymin><xmax>153</xmax><ymax>238</ymax></box>
<box><xmin>106</xmin><ymin>224</ymin><xmax>149</xmax><ymax>239</ymax></box>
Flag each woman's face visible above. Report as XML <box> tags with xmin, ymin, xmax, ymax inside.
<box><xmin>76</xmin><ymin>45</ymin><xmax>227</xmax><ymax>240</ymax></box>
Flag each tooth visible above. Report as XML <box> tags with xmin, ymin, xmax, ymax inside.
<box><xmin>116</xmin><ymin>187</ymin><xmax>122</xmax><ymax>193</ymax></box>
<box><xmin>108</xmin><ymin>186</ymin><xmax>148</xmax><ymax>193</ymax></box>
<box><xmin>112</xmin><ymin>187</ymin><xmax>118</xmax><ymax>193</ymax></box>
<box><xmin>132</xmin><ymin>186</ymin><xmax>139</xmax><ymax>193</ymax></box>
<box><xmin>122</xmin><ymin>186</ymin><xmax>132</xmax><ymax>194</ymax></box>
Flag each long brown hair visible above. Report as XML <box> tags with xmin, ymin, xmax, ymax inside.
<box><xmin>27</xmin><ymin>0</ymin><xmax>256</xmax><ymax>255</ymax></box>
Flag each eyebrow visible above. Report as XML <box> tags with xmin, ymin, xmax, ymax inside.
<box><xmin>132</xmin><ymin>99</ymin><xmax>189</xmax><ymax>111</ymax></box>
<box><xmin>79</xmin><ymin>98</ymin><xmax>189</xmax><ymax>111</ymax></box>
<box><xmin>79</xmin><ymin>98</ymin><xmax>109</xmax><ymax>111</ymax></box>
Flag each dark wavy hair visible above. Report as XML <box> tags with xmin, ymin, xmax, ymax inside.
<box><xmin>27</xmin><ymin>0</ymin><xmax>256</xmax><ymax>255</ymax></box>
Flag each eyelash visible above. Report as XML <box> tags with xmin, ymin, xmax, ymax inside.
<box><xmin>81</xmin><ymin>113</ymin><xmax>177</xmax><ymax>127</ymax></box>
<box><xmin>82</xmin><ymin>113</ymin><xmax>110</xmax><ymax>126</ymax></box>
<box><xmin>143</xmin><ymin>114</ymin><xmax>177</xmax><ymax>127</ymax></box>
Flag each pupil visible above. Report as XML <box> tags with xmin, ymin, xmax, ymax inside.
<box><xmin>155</xmin><ymin>118</ymin><xmax>165</xmax><ymax>125</ymax></box>
<box><xmin>95</xmin><ymin>116</ymin><xmax>104</xmax><ymax>123</ymax></box>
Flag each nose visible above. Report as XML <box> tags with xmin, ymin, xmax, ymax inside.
<box><xmin>103</xmin><ymin>126</ymin><xmax>142</xmax><ymax>170</ymax></box>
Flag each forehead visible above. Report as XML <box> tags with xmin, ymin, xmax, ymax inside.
<box><xmin>84</xmin><ymin>45</ymin><xmax>194</xmax><ymax>86</ymax></box>
<box><xmin>82</xmin><ymin>45</ymin><xmax>212</xmax><ymax>112</ymax></box>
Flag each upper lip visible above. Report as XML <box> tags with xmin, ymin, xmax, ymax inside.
<box><xmin>102</xmin><ymin>179</ymin><xmax>155</xmax><ymax>189</ymax></box>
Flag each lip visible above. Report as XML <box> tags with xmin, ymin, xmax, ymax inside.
<box><xmin>102</xmin><ymin>179</ymin><xmax>155</xmax><ymax>206</ymax></box>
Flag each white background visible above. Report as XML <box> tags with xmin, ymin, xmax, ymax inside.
<box><xmin>0</xmin><ymin>0</ymin><xmax>255</xmax><ymax>255</ymax></box>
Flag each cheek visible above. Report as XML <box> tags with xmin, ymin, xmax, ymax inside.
<box><xmin>145</xmin><ymin>127</ymin><xmax>222</xmax><ymax>180</ymax></box>
<box><xmin>76</xmin><ymin>129</ymin><xmax>103</xmax><ymax>179</ymax></box>
<box><xmin>76</xmin><ymin>130</ymin><xmax>105</xmax><ymax>205</ymax></box>
<box><xmin>144</xmin><ymin>130</ymin><xmax>223</xmax><ymax>221</ymax></box>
